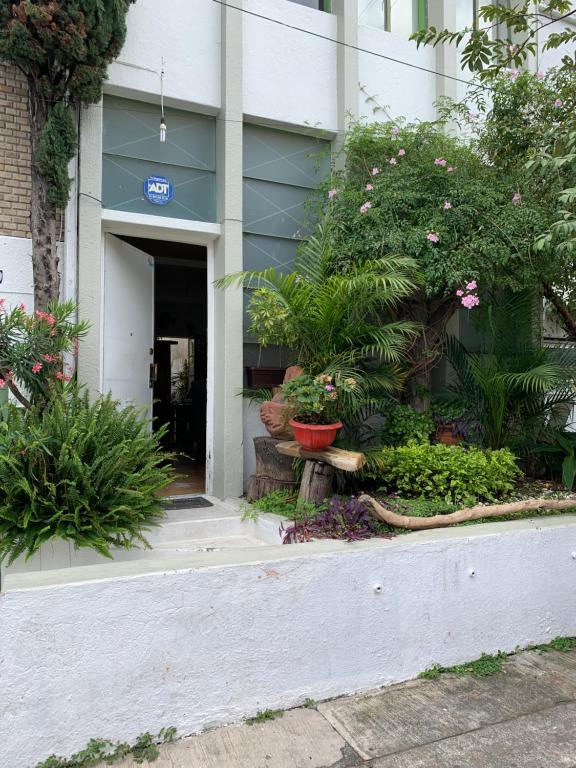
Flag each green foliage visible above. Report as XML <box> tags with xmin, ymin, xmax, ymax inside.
<box><xmin>368</xmin><ymin>444</ymin><xmax>520</xmax><ymax>505</ymax></box>
<box><xmin>35</xmin><ymin>103</ymin><xmax>78</xmax><ymax>209</ymax></box>
<box><xmin>420</xmin><ymin>636</ymin><xmax>576</xmax><ymax>682</ymax></box>
<box><xmin>0</xmin><ymin>390</ymin><xmax>173</xmax><ymax>565</ymax></box>
<box><xmin>217</xmin><ymin>214</ymin><xmax>419</xmax><ymax>401</ymax></box>
<box><xmin>419</xmin><ymin>652</ymin><xmax>508</xmax><ymax>680</ymax></box>
<box><xmin>445</xmin><ymin>293</ymin><xmax>575</xmax><ymax>452</ymax></box>
<box><xmin>379</xmin><ymin>404</ymin><xmax>435</xmax><ymax>446</ymax></box>
<box><xmin>527</xmin><ymin>636</ymin><xmax>576</xmax><ymax>653</ymax></box>
<box><xmin>245</xmin><ymin>709</ymin><xmax>284</xmax><ymax>726</ymax></box>
<box><xmin>534</xmin><ymin>431</ymin><xmax>576</xmax><ymax>491</ymax></box>
<box><xmin>0</xmin><ymin>0</ymin><xmax>135</xmax><ymax>225</ymax></box>
<box><xmin>35</xmin><ymin>727</ymin><xmax>177</xmax><ymax>767</ymax></box>
<box><xmin>302</xmin><ymin>698</ymin><xmax>317</xmax><ymax>709</ymax></box>
<box><xmin>0</xmin><ymin>300</ymin><xmax>88</xmax><ymax>407</ymax></box>
<box><xmin>281</xmin><ymin>372</ymin><xmax>357</xmax><ymax>425</ymax></box>
<box><xmin>242</xmin><ymin>490</ymin><xmax>317</xmax><ymax>522</ymax></box>
<box><xmin>412</xmin><ymin>2</ymin><xmax>576</xmax><ymax>81</ymax></box>
<box><xmin>326</xmin><ymin>121</ymin><xmax>543</xmax><ymax>298</ymax></box>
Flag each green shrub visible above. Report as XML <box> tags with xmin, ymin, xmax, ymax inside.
<box><xmin>0</xmin><ymin>390</ymin><xmax>173</xmax><ymax>564</ymax></box>
<box><xmin>368</xmin><ymin>443</ymin><xmax>520</xmax><ymax>504</ymax></box>
<box><xmin>379</xmin><ymin>404</ymin><xmax>435</xmax><ymax>446</ymax></box>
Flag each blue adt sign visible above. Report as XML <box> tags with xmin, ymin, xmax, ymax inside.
<box><xmin>144</xmin><ymin>176</ymin><xmax>174</xmax><ymax>206</ymax></box>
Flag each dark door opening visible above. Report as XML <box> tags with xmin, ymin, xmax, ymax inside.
<box><xmin>119</xmin><ymin>237</ymin><xmax>208</xmax><ymax>495</ymax></box>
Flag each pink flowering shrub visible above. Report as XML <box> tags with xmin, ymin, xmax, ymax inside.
<box><xmin>457</xmin><ymin>281</ymin><xmax>480</xmax><ymax>309</ymax></box>
<box><xmin>0</xmin><ymin>300</ymin><xmax>88</xmax><ymax>408</ymax></box>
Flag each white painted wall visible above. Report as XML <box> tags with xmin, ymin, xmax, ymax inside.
<box><xmin>243</xmin><ymin>0</ymin><xmax>338</xmax><ymax>130</ymax></box>
<box><xmin>106</xmin><ymin>0</ymin><xmax>221</xmax><ymax>111</ymax></box>
<box><xmin>358</xmin><ymin>27</ymin><xmax>438</xmax><ymax>123</ymax></box>
<box><xmin>538</xmin><ymin>12</ymin><xmax>576</xmax><ymax>71</ymax></box>
<box><xmin>2</xmin><ymin>516</ymin><xmax>576</xmax><ymax>768</ymax></box>
<box><xmin>0</xmin><ymin>236</ymin><xmax>34</xmax><ymax>310</ymax></box>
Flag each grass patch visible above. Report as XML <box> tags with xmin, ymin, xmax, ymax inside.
<box><xmin>241</xmin><ymin>490</ymin><xmax>317</xmax><ymax>522</ymax></box>
<box><xmin>419</xmin><ymin>652</ymin><xmax>507</xmax><ymax>680</ymax></box>
<box><xmin>302</xmin><ymin>698</ymin><xmax>317</xmax><ymax>709</ymax></box>
<box><xmin>35</xmin><ymin>728</ymin><xmax>177</xmax><ymax>767</ymax></box>
<box><xmin>245</xmin><ymin>709</ymin><xmax>284</xmax><ymax>725</ymax></box>
<box><xmin>419</xmin><ymin>636</ymin><xmax>576</xmax><ymax>681</ymax></box>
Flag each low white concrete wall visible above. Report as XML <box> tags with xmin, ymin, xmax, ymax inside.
<box><xmin>0</xmin><ymin>235</ymin><xmax>34</xmax><ymax>309</ymax></box>
<box><xmin>2</xmin><ymin>516</ymin><xmax>576</xmax><ymax>768</ymax></box>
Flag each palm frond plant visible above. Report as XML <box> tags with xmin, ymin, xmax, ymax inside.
<box><xmin>216</xmin><ymin>216</ymin><xmax>420</xmax><ymax>419</ymax></box>
<box><xmin>444</xmin><ymin>292</ymin><xmax>576</xmax><ymax>452</ymax></box>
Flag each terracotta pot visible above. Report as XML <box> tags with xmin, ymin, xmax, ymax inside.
<box><xmin>246</xmin><ymin>366</ymin><xmax>286</xmax><ymax>388</ymax></box>
<box><xmin>289</xmin><ymin>419</ymin><xmax>343</xmax><ymax>451</ymax></box>
<box><xmin>435</xmin><ymin>424</ymin><xmax>462</xmax><ymax>446</ymax></box>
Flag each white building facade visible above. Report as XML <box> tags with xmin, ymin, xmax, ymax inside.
<box><xmin>2</xmin><ymin>0</ymin><xmax>573</xmax><ymax>497</ymax></box>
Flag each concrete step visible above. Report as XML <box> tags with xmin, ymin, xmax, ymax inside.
<box><xmin>153</xmin><ymin>534</ymin><xmax>268</xmax><ymax>553</ymax></box>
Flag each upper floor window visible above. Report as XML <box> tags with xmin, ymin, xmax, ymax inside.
<box><xmin>287</xmin><ymin>0</ymin><xmax>330</xmax><ymax>10</ymax></box>
<box><xmin>358</xmin><ymin>0</ymin><xmax>428</xmax><ymax>35</ymax></box>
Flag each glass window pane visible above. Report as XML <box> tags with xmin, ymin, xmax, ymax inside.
<box><xmin>390</xmin><ymin>0</ymin><xmax>413</xmax><ymax>37</ymax></box>
<box><xmin>358</xmin><ymin>0</ymin><xmax>387</xmax><ymax>30</ymax></box>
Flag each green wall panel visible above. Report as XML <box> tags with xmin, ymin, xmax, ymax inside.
<box><xmin>102</xmin><ymin>96</ymin><xmax>216</xmax><ymax>221</ymax></box>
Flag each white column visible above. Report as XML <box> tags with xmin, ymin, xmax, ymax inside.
<box><xmin>210</xmin><ymin>0</ymin><xmax>244</xmax><ymax>499</ymax></box>
<box><xmin>333</xmin><ymin>0</ymin><xmax>359</xmax><ymax>157</ymax></box>
<box><xmin>76</xmin><ymin>103</ymin><xmax>104</xmax><ymax>394</ymax></box>
<box><xmin>430</xmin><ymin>1</ymin><xmax>459</xmax><ymax>110</ymax></box>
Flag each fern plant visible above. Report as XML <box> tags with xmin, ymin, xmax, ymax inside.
<box><xmin>217</xmin><ymin>215</ymin><xmax>419</xmax><ymax>403</ymax></box>
<box><xmin>0</xmin><ymin>390</ymin><xmax>173</xmax><ymax>565</ymax></box>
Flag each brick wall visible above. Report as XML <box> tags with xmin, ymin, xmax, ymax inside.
<box><xmin>0</xmin><ymin>64</ymin><xmax>31</xmax><ymax>239</ymax></box>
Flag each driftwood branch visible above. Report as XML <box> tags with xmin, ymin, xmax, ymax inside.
<box><xmin>359</xmin><ymin>494</ymin><xmax>576</xmax><ymax>531</ymax></box>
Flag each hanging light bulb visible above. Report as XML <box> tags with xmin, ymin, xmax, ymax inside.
<box><xmin>160</xmin><ymin>58</ymin><xmax>166</xmax><ymax>143</ymax></box>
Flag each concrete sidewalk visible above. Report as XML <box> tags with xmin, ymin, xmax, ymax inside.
<box><xmin>119</xmin><ymin>648</ymin><xmax>576</xmax><ymax>768</ymax></box>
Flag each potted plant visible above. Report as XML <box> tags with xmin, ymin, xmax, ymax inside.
<box><xmin>281</xmin><ymin>373</ymin><xmax>357</xmax><ymax>451</ymax></box>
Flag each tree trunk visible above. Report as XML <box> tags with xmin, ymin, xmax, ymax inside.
<box><xmin>28</xmin><ymin>83</ymin><xmax>60</xmax><ymax>311</ymax></box>
<box><xmin>299</xmin><ymin>460</ymin><xmax>335</xmax><ymax>504</ymax></box>
<box><xmin>247</xmin><ymin>437</ymin><xmax>299</xmax><ymax>501</ymax></box>
<box><xmin>542</xmin><ymin>283</ymin><xmax>576</xmax><ymax>341</ymax></box>
<box><xmin>360</xmin><ymin>494</ymin><xmax>576</xmax><ymax>530</ymax></box>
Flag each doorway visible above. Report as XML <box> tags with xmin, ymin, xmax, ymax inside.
<box><xmin>104</xmin><ymin>235</ymin><xmax>208</xmax><ymax>495</ymax></box>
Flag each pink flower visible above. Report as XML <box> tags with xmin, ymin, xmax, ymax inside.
<box><xmin>512</xmin><ymin>191</ymin><xmax>522</xmax><ymax>204</ymax></box>
<box><xmin>0</xmin><ymin>379</ymin><xmax>5</xmax><ymax>389</ymax></box>
<box><xmin>466</xmin><ymin>280</ymin><xmax>478</xmax><ymax>291</ymax></box>
<box><xmin>443</xmin><ymin>201</ymin><xmax>453</xmax><ymax>210</ymax></box>
<box><xmin>359</xmin><ymin>201</ymin><xmax>373</xmax><ymax>214</ymax></box>
<box><xmin>389</xmin><ymin>158</ymin><xmax>397</xmax><ymax>165</ymax></box>
<box><xmin>447</xmin><ymin>166</ymin><xmax>456</xmax><ymax>173</ymax></box>
<box><xmin>328</xmin><ymin>188</ymin><xmax>338</xmax><ymax>199</ymax></box>
<box><xmin>43</xmin><ymin>354</ymin><xmax>54</xmax><ymax>363</ymax></box>
<box><xmin>462</xmin><ymin>294</ymin><xmax>480</xmax><ymax>309</ymax></box>
<box><xmin>434</xmin><ymin>158</ymin><xmax>447</xmax><ymax>166</ymax></box>
<box><xmin>31</xmin><ymin>362</ymin><xmax>43</xmax><ymax>374</ymax></box>
<box><xmin>507</xmin><ymin>68</ymin><xmax>520</xmax><ymax>81</ymax></box>
<box><xmin>0</xmin><ymin>298</ymin><xmax>4</xmax><ymax>309</ymax></box>
<box><xmin>391</xmin><ymin>127</ymin><xmax>400</xmax><ymax>136</ymax></box>
<box><xmin>456</xmin><ymin>290</ymin><xmax>464</xmax><ymax>297</ymax></box>
<box><xmin>536</xmin><ymin>70</ymin><xmax>545</xmax><ymax>80</ymax></box>
<box><xmin>56</xmin><ymin>371</ymin><xmax>64</xmax><ymax>381</ymax></box>
<box><xmin>365</xmin><ymin>183</ymin><xmax>374</xmax><ymax>191</ymax></box>
<box><xmin>325</xmin><ymin>384</ymin><xmax>335</xmax><ymax>391</ymax></box>
<box><xmin>398</xmin><ymin>148</ymin><xmax>406</xmax><ymax>156</ymax></box>
<box><xmin>18</xmin><ymin>303</ymin><xmax>25</xmax><ymax>311</ymax></box>
<box><xmin>427</xmin><ymin>232</ymin><xmax>440</xmax><ymax>243</ymax></box>
<box><xmin>371</xmin><ymin>167</ymin><xmax>380</xmax><ymax>176</ymax></box>
<box><xmin>555</xmin><ymin>98</ymin><xmax>563</xmax><ymax>108</ymax></box>
<box><xmin>467</xmin><ymin>111</ymin><xmax>477</xmax><ymax>121</ymax></box>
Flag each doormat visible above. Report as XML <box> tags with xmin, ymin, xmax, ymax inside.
<box><xmin>161</xmin><ymin>496</ymin><xmax>214</xmax><ymax>510</ymax></box>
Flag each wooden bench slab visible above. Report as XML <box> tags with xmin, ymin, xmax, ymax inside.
<box><xmin>275</xmin><ymin>441</ymin><xmax>366</xmax><ymax>472</ymax></box>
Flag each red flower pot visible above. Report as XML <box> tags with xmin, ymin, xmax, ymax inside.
<box><xmin>289</xmin><ymin>419</ymin><xmax>343</xmax><ymax>451</ymax></box>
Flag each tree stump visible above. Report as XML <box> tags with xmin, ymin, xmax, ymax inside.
<box><xmin>247</xmin><ymin>436</ymin><xmax>299</xmax><ymax>501</ymax></box>
<box><xmin>298</xmin><ymin>460</ymin><xmax>336</xmax><ymax>504</ymax></box>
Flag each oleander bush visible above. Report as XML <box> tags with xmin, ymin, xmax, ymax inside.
<box><xmin>0</xmin><ymin>390</ymin><xmax>173</xmax><ymax>565</ymax></box>
<box><xmin>367</xmin><ymin>443</ymin><xmax>520</xmax><ymax>505</ymax></box>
